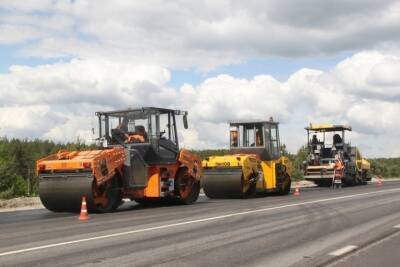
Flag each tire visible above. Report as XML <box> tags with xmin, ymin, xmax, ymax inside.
<box><xmin>244</xmin><ymin>179</ymin><xmax>257</xmax><ymax>198</ymax></box>
<box><xmin>277</xmin><ymin>175</ymin><xmax>291</xmax><ymax>195</ymax></box>
<box><xmin>175</xmin><ymin>168</ymin><xmax>200</xmax><ymax>205</ymax></box>
<box><xmin>315</xmin><ymin>179</ymin><xmax>331</xmax><ymax>187</ymax></box>
<box><xmin>314</xmin><ymin>180</ymin><xmax>322</xmax><ymax>187</ymax></box>
<box><xmin>91</xmin><ymin>177</ymin><xmax>122</xmax><ymax>213</ymax></box>
<box><xmin>358</xmin><ymin>171</ymin><xmax>367</xmax><ymax>185</ymax></box>
<box><xmin>344</xmin><ymin>175</ymin><xmax>357</xmax><ymax>187</ymax></box>
<box><xmin>134</xmin><ymin>198</ymin><xmax>163</xmax><ymax>206</ymax></box>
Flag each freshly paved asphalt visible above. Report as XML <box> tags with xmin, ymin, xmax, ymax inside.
<box><xmin>0</xmin><ymin>181</ymin><xmax>399</xmax><ymax>267</ymax></box>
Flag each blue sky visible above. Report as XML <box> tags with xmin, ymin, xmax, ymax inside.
<box><xmin>168</xmin><ymin>54</ymin><xmax>350</xmax><ymax>88</ymax></box>
<box><xmin>1</xmin><ymin>43</ymin><xmax>348</xmax><ymax>87</ymax></box>
<box><xmin>0</xmin><ymin>44</ymin><xmax>61</xmax><ymax>72</ymax></box>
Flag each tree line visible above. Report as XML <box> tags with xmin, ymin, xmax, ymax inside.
<box><xmin>0</xmin><ymin>138</ymin><xmax>398</xmax><ymax>199</ymax></box>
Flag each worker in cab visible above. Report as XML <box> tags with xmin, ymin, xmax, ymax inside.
<box><xmin>230</xmin><ymin>130</ymin><xmax>238</xmax><ymax>147</ymax></box>
<box><xmin>333</xmin><ymin>134</ymin><xmax>342</xmax><ymax>145</ymax></box>
<box><xmin>312</xmin><ymin>134</ymin><xmax>319</xmax><ymax>145</ymax></box>
<box><xmin>255</xmin><ymin>129</ymin><xmax>263</xmax><ymax>146</ymax></box>
<box><xmin>250</xmin><ymin>128</ymin><xmax>263</xmax><ymax>147</ymax></box>
<box><xmin>112</xmin><ymin>117</ymin><xmax>130</xmax><ymax>143</ymax></box>
<box><xmin>126</xmin><ymin>125</ymin><xmax>147</xmax><ymax>143</ymax></box>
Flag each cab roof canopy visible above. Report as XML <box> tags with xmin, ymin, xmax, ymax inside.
<box><xmin>305</xmin><ymin>123</ymin><xmax>352</xmax><ymax>132</ymax></box>
<box><xmin>229</xmin><ymin>118</ymin><xmax>279</xmax><ymax>125</ymax></box>
<box><xmin>95</xmin><ymin>107</ymin><xmax>187</xmax><ymax>118</ymax></box>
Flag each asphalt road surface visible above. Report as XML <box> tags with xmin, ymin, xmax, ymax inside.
<box><xmin>0</xmin><ymin>181</ymin><xmax>399</xmax><ymax>267</ymax></box>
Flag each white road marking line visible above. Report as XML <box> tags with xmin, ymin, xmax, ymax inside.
<box><xmin>1</xmin><ymin>187</ymin><xmax>399</xmax><ymax>257</ymax></box>
<box><xmin>394</xmin><ymin>224</ymin><xmax>400</xmax><ymax>229</ymax></box>
<box><xmin>199</xmin><ymin>193</ymin><xmax>206</xmax><ymax>196</ymax></box>
<box><xmin>329</xmin><ymin>245</ymin><xmax>358</xmax><ymax>256</ymax></box>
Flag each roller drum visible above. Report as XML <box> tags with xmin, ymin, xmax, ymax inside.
<box><xmin>201</xmin><ymin>168</ymin><xmax>245</xmax><ymax>198</ymax></box>
<box><xmin>39</xmin><ymin>172</ymin><xmax>94</xmax><ymax>212</ymax></box>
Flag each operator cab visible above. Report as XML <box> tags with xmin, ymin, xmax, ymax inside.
<box><xmin>305</xmin><ymin>124</ymin><xmax>352</xmax><ymax>165</ymax></box>
<box><xmin>96</xmin><ymin>107</ymin><xmax>188</xmax><ymax>164</ymax></box>
<box><xmin>229</xmin><ymin>118</ymin><xmax>280</xmax><ymax>160</ymax></box>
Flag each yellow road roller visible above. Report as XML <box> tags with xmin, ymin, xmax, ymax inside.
<box><xmin>201</xmin><ymin>118</ymin><xmax>293</xmax><ymax>198</ymax></box>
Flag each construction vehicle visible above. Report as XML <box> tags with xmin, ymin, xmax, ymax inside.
<box><xmin>36</xmin><ymin>107</ymin><xmax>202</xmax><ymax>213</ymax></box>
<box><xmin>201</xmin><ymin>118</ymin><xmax>292</xmax><ymax>198</ymax></box>
<box><xmin>303</xmin><ymin>123</ymin><xmax>371</xmax><ymax>187</ymax></box>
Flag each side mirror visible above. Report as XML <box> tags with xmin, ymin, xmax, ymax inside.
<box><xmin>183</xmin><ymin>114</ymin><xmax>188</xmax><ymax>129</ymax></box>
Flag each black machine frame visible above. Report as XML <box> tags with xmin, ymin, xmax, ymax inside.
<box><xmin>95</xmin><ymin>107</ymin><xmax>188</xmax><ymax>166</ymax></box>
<box><xmin>305</xmin><ymin>125</ymin><xmax>352</xmax><ymax>164</ymax></box>
<box><xmin>96</xmin><ymin>107</ymin><xmax>187</xmax><ymax>147</ymax></box>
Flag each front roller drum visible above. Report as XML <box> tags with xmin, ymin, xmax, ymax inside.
<box><xmin>39</xmin><ymin>172</ymin><xmax>121</xmax><ymax>213</ymax></box>
<box><xmin>39</xmin><ymin>173</ymin><xmax>94</xmax><ymax>212</ymax></box>
<box><xmin>202</xmin><ymin>168</ymin><xmax>255</xmax><ymax>199</ymax></box>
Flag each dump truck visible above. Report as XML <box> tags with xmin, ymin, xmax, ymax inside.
<box><xmin>36</xmin><ymin>107</ymin><xmax>202</xmax><ymax>212</ymax></box>
<box><xmin>201</xmin><ymin>118</ymin><xmax>292</xmax><ymax>198</ymax></box>
<box><xmin>303</xmin><ymin>123</ymin><xmax>370</xmax><ymax>187</ymax></box>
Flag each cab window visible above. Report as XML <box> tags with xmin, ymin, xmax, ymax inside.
<box><xmin>230</xmin><ymin>124</ymin><xmax>264</xmax><ymax>148</ymax></box>
<box><xmin>270</xmin><ymin>124</ymin><xmax>280</xmax><ymax>158</ymax></box>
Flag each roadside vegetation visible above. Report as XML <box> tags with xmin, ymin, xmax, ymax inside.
<box><xmin>0</xmin><ymin>138</ymin><xmax>398</xmax><ymax>199</ymax></box>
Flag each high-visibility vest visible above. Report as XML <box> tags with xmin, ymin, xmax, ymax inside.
<box><xmin>126</xmin><ymin>134</ymin><xmax>145</xmax><ymax>143</ymax></box>
<box><xmin>334</xmin><ymin>160</ymin><xmax>344</xmax><ymax>178</ymax></box>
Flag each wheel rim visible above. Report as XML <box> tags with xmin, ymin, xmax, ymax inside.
<box><xmin>93</xmin><ymin>180</ymin><xmax>113</xmax><ymax>209</ymax></box>
<box><xmin>179</xmin><ymin>173</ymin><xmax>194</xmax><ymax>199</ymax></box>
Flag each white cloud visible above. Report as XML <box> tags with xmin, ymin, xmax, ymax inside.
<box><xmin>1</xmin><ymin>1</ymin><xmax>400</xmax><ymax>69</ymax></box>
<box><xmin>43</xmin><ymin>114</ymin><xmax>96</xmax><ymax>144</ymax></box>
<box><xmin>333</xmin><ymin>51</ymin><xmax>400</xmax><ymax>100</ymax></box>
<box><xmin>1</xmin><ymin>1</ymin><xmax>400</xmax><ymax>159</ymax></box>
<box><xmin>0</xmin><ymin>105</ymin><xmax>67</xmax><ymax>138</ymax></box>
<box><xmin>181</xmin><ymin>74</ymin><xmax>290</xmax><ymax>123</ymax></box>
<box><xmin>347</xmin><ymin>100</ymin><xmax>400</xmax><ymax>135</ymax></box>
<box><xmin>0</xmin><ymin>24</ymin><xmax>40</xmax><ymax>44</ymax></box>
<box><xmin>0</xmin><ymin>59</ymin><xmax>172</xmax><ymax>106</ymax></box>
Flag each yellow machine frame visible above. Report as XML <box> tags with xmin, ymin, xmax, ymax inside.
<box><xmin>202</xmin><ymin>119</ymin><xmax>293</xmax><ymax>198</ymax></box>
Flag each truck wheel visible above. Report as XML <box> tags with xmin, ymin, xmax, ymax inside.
<box><xmin>175</xmin><ymin>168</ymin><xmax>200</xmax><ymax>205</ymax></box>
<box><xmin>244</xmin><ymin>179</ymin><xmax>257</xmax><ymax>198</ymax></box>
<box><xmin>133</xmin><ymin>198</ymin><xmax>147</xmax><ymax>205</ymax></box>
<box><xmin>362</xmin><ymin>171</ymin><xmax>368</xmax><ymax>185</ymax></box>
<box><xmin>315</xmin><ymin>180</ymin><xmax>331</xmax><ymax>187</ymax></box>
<box><xmin>278</xmin><ymin>175</ymin><xmax>291</xmax><ymax>195</ymax></box>
<box><xmin>134</xmin><ymin>198</ymin><xmax>162</xmax><ymax>206</ymax></box>
<box><xmin>91</xmin><ymin>177</ymin><xmax>121</xmax><ymax>213</ymax></box>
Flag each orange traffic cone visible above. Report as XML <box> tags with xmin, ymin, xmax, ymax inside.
<box><xmin>79</xmin><ymin>196</ymin><xmax>90</xmax><ymax>221</ymax></box>
<box><xmin>377</xmin><ymin>176</ymin><xmax>383</xmax><ymax>187</ymax></box>
<box><xmin>293</xmin><ymin>183</ymin><xmax>300</xmax><ymax>196</ymax></box>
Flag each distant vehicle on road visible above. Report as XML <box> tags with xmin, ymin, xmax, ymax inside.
<box><xmin>303</xmin><ymin>123</ymin><xmax>370</xmax><ymax>187</ymax></box>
